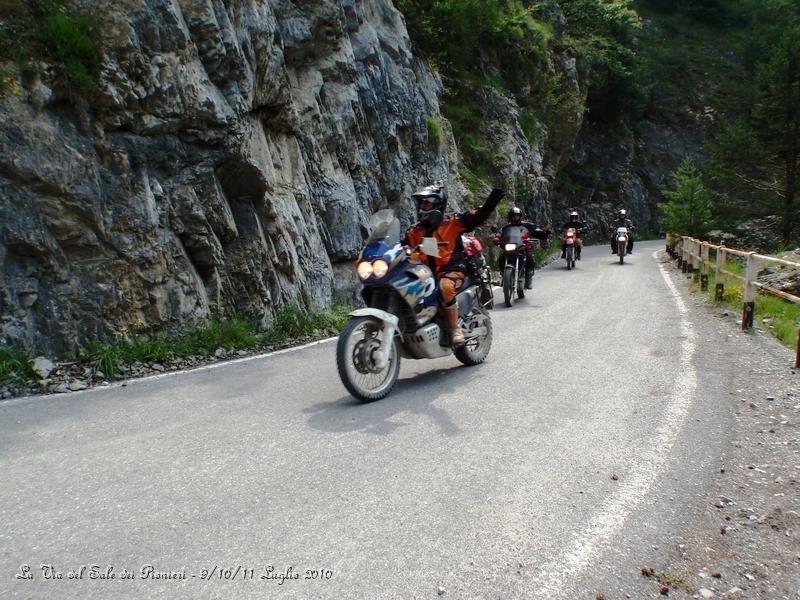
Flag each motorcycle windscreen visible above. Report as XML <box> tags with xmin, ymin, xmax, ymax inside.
<box><xmin>501</xmin><ymin>226</ymin><xmax>524</xmax><ymax>246</ymax></box>
<box><xmin>365</xmin><ymin>210</ymin><xmax>401</xmax><ymax>244</ymax></box>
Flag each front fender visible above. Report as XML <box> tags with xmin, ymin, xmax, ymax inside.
<box><xmin>347</xmin><ymin>308</ymin><xmax>399</xmax><ymax>369</ymax></box>
<box><xmin>348</xmin><ymin>308</ymin><xmax>399</xmax><ymax>329</ymax></box>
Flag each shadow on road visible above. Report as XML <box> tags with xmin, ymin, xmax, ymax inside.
<box><xmin>303</xmin><ymin>367</ymin><xmax>467</xmax><ymax>437</ymax></box>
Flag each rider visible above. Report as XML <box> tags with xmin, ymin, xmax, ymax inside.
<box><xmin>497</xmin><ymin>207</ymin><xmax>550</xmax><ymax>290</ymax></box>
<box><xmin>610</xmin><ymin>209</ymin><xmax>634</xmax><ymax>254</ymax></box>
<box><xmin>405</xmin><ymin>183</ymin><xmax>504</xmax><ymax>347</ymax></box>
<box><xmin>560</xmin><ymin>209</ymin><xmax>586</xmax><ymax>260</ymax></box>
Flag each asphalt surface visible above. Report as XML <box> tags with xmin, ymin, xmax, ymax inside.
<box><xmin>0</xmin><ymin>241</ymin><xmax>777</xmax><ymax>599</ymax></box>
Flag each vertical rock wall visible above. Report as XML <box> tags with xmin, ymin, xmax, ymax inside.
<box><xmin>0</xmin><ymin>0</ymin><xmax>457</xmax><ymax>353</ymax></box>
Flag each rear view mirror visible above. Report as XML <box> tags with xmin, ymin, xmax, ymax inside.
<box><xmin>420</xmin><ymin>237</ymin><xmax>440</xmax><ymax>258</ymax></box>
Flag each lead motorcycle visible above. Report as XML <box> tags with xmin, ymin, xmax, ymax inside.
<box><xmin>336</xmin><ymin>210</ymin><xmax>493</xmax><ymax>401</ymax></box>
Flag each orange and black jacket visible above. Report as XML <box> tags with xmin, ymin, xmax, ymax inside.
<box><xmin>405</xmin><ymin>190</ymin><xmax>503</xmax><ymax>275</ymax></box>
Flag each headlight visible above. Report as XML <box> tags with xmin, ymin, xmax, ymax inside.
<box><xmin>504</xmin><ymin>243</ymin><xmax>517</xmax><ymax>252</ymax></box>
<box><xmin>372</xmin><ymin>260</ymin><xmax>389</xmax><ymax>278</ymax></box>
<box><xmin>357</xmin><ymin>261</ymin><xmax>374</xmax><ymax>280</ymax></box>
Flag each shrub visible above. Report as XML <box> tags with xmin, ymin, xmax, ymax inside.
<box><xmin>426</xmin><ymin>116</ymin><xmax>442</xmax><ymax>148</ymax></box>
<box><xmin>0</xmin><ymin>346</ymin><xmax>36</xmax><ymax>386</ymax></box>
<box><xmin>0</xmin><ymin>0</ymin><xmax>100</xmax><ymax>95</ymax></box>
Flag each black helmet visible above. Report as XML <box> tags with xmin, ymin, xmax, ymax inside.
<box><xmin>413</xmin><ymin>183</ymin><xmax>447</xmax><ymax>227</ymax></box>
<box><xmin>569</xmin><ymin>209</ymin><xmax>579</xmax><ymax>220</ymax></box>
<box><xmin>508</xmin><ymin>207</ymin><xmax>523</xmax><ymax>223</ymax></box>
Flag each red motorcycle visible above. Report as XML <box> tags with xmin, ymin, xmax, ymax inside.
<box><xmin>563</xmin><ymin>227</ymin><xmax>578</xmax><ymax>270</ymax></box>
<box><xmin>462</xmin><ymin>233</ymin><xmax>494</xmax><ymax>310</ymax></box>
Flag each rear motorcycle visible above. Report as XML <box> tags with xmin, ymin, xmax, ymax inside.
<box><xmin>336</xmin><ymin>210</ymin><xmax>493</xmax><ymax>401</ymax></box>
<box><xmin>615</xmin><ymin>226</ymin><xmax>629</xmax><ymax>264</ymax></box>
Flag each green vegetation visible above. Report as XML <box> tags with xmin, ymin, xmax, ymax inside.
<box><xmin>77</xmin><ymin>304</ymin><xmax>353</xmax><ymax>379</ymax></box>
<box><xmin>425</xmin><ymin>116</ymin><xmax>442</xmax><ymax>149</ymax></box>
<box><xmin>397</xmin><ymin>0</ymin><xmax>641</xmax><ymax>186</ymax></box>
<box><xmin>641</xmin><ymin>0</ymin><xmax>800</xmax><ymax>247</ymax></box>
<box><xmin>558</xmin><ymin>0</ymin><xmax>643</xmax><ymax>121</ymax></box>
<box><xmin>660</xmin><ymin>158</ymin><xmax>713</xmax><ymax>238</ymax></box>
<box><xmin>0</xmin><ymin>0</ymin><xmax>100</xmax><ymax>95</ymax></box>
<box><xmin>688</xmin><ymin>257</ymin><xmax>800</xmax><ymax>350</ymax></box>
<box><xmin>0</xmin><ymin>304</ymin><xmax>353</xmax><ymax>389</ymax></box>
<box><xmin>395</xmin><ymin>0</ymin><xmax>552</xmax><ymax>92</ymax></box>
<box><xmin>0</xmin><ymin>345</ymin><xmax>36</xmax><ymax>387</ymax></box>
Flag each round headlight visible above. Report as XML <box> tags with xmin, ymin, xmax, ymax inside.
<box><xmin>357</xmin><ymin>261</ymin><xmax>374</xmax><ymax>280</ymax></box>
<box><xmin>372</xmin><ymin>260</ymin><xmax>389</xmax><ymax>278</ymax></box>
<box><xmin>504</xmin><ymin>243</ymin><xmax>517</xmax><ymax>252</ymax></box>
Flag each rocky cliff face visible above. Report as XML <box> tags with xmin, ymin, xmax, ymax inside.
<box><xmin>551</xmin><ymin>106</ymin><xmax>707</xmax><ymax>236</ymax></box>
<box><xmin>0</xmin><ymin>0</ymin><xmax>459</xmax><ymax>354</ymax></box>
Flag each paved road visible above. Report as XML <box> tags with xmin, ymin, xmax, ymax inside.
<box><xmin>1</xmin><ymin>241</ymin><xmax>740</xmax><ymax>599</ymax></box>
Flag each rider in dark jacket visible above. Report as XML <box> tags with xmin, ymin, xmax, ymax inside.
<box><xmin>405</xmin><ymin>183</ymin><xmax>504</xmax><ymax>346</ymax></box>
<box><xmin>497</xmin><ymin>207</ymin><xmax>550</xmax><ymax>290</ymax></box>
<box><xmin>610</xmin><ymin>209</ymin><xmax>634</xmax><ymax>254</ymax></box>
<box><xmin>560</xmin><ymin>209</ymin><xmax>586</xmax><ymax>260</ymax></box>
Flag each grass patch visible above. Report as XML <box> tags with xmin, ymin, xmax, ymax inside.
<box><xmin>75</xmin><ymin>304</ymin><xmax>354</xmax><ymax>380</ymax></box>
<box><xmin>688</xmin><ymin>257</ymin><xmax>800</xmax><ymax>351</ymax></box>
<box><xmin>425</xmin><ymin>116</ymin><xmax>442</xmax><ymax>149</ymax></box>
<box><xmin>0</xmin><ymin>346</ymin><xmax>36</xmax><ymax>387</ymax></box>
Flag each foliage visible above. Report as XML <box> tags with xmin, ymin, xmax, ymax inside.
<box><xmin>0</xmin><ymin>0</ymin><xmax>100</xmax><ymax>94</ymax></box>
<box><xmin>74</xmin><ymin>304</ymin><xmax>353</xmax><ymax>379</ymax></box>
<box><xmin>705</xmin><ymin>25</ymin><xmax>800</xmax><ymax>244</ymax></box>
<box><xmin>396</xmin><ymin>0</ymin><xmax>551</xmax><ymax>92</ymax></box>
<box><xmin>518</xmin><ymin>107</ymin><xmax>544</xmax><ymax>145</ymax></box>
<box><xmin>0</xmin><ymin>345</ymin><xmax>36</xmax><ymax>387</ymax></box>
<box><xmin>701</xmin><ymin>262</ymin><xmax>800</xmax><ymax>351</ymax></box>
<box><xmin>426</xmin><ymin>116</ymin><xmax>442</xmax><ymax>148</ymax></box>
<box><xmin>660</xmin><ymin>158</ymin><xmax>713</xmax><ymax>237</ymax></box>
<box><xmin>558</xmin><ymin>0</ymin><xmax>644</xmax><ymax>121</ymax></box>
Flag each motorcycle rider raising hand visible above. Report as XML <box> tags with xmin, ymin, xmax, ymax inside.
<box><xmin>405</xmin><ymin>183</ymin><xmax>504</xmax><ymax>347</ymax></box>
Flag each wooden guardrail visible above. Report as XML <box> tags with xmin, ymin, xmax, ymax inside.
<box><xmin>665</xmin><ymin>234</ymin><xmax>800</xmax><ymax>368</ymax></box>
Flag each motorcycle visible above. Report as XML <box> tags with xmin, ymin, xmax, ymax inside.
<box><xmin>462</xmin><ymin>232</ymin><xmax>494</xmax><ymax>310</ymax></box>
<box><xmin>615</xmin><ymin>226</ymin><xmax>630</xmax><ymax>264</ymax></box>
<box><xmin>494</xmin><ymin>225</ymin><xmax>534</xmax><ymax>308</ymax></box>
<box><xmin>563</xmin><ymin>227</ymin><xmax>578</xmax><ymax>270</ymax></box>
<box><xmin>336</xmin><ymin>210</ymin><xmax>493</xmax><ymax>401</ymax></box>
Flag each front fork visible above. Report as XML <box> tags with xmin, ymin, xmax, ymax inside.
<box><xmin>347</xmin><ymin>308</ymin><xmax>399</xmax><ymax>370</ymax></box>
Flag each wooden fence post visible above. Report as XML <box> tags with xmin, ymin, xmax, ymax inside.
<box><xmin>715</xmin><ymin>245</ymin><xmax>725</xmax><ymax>301</ymax></box>
<box><xmin>700</xmin><ymin>243</ymin><xmax>709</xmax><ymax>291</ymax></box>
<box><xmin>742</xmin><ymin>252</ymin><xmax>757</xmax><ymax>330</ymax></box>
<box><xmin>681</xmin><ymin>237</ymin><xmax>688</xmax><ymax>272</ymax></box>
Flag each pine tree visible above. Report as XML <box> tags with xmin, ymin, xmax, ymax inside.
<box><xmin>660</xmin><ymin>158</ymin><xmax>713</xmax><ymax>238</ymax></box>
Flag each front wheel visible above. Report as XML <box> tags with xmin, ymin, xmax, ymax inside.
<box><xmin>454</xmin><ymin>309</ymin><xmax>493</xmax><ymax>366</ymax></box>
<box><xmin>618</xmin><ymin>241</ymin><xmax>626</xmax><ymax>264</ymax></box>
<box><xmin>503</xmin><ymin>266</ymin><xmax>515</xmax><ymax>308</ymax></box>
<box><xmin>566</xmin><ymin>245</ymin><xmax>574</xmax><ymax>270</ymax></box>
<box><xmin>336</xmin><ymin>316</ymin><xmax>400</xmax><ymax>401</ymax></box>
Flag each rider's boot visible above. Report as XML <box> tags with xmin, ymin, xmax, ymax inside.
<box><xmin>524</xmin><ymin>271</ymin><xmax>533</xmax><ymax>289</ymax></box>
<box><xmin>444</xmin><ymin>304</ymin><xmax>465</xmax><ymax>347</ymax></box>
